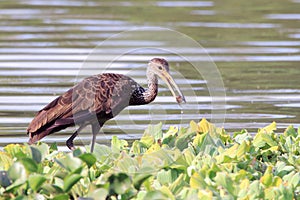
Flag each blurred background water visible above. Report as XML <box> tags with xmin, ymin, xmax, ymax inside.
<box><xmin>0</xmin><ymin>0</ymin><xmax>300</xmax><ymax>149</ymax></box>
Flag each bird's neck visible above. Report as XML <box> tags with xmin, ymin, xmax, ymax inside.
<box><xmin>143</xmin><ymin>70</ymin><xmax>158</xmax><ymax>103</ymax></box>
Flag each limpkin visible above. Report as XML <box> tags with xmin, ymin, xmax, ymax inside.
<box><xmin>27</xmin><ymin>58</ymin><xmax>186</xmax><ymax>152</ymax></box>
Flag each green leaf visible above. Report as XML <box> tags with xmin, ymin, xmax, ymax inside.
<box><xmin>63</xmin><ymin>174</ymin><xmax>82</xmax><ymax>192</ymax></box>
<box><xmin>28</xmin><ymin>174</ymin><xmax>47</xmax><ymax>191</ymax></box>
<box><xmin>183</xmin><ymin>147</ymin><xmax>195</xmax><ymax>165</ymax></box>
<box><xmin>142</xmin><ymin>148</ymin><xmax>174</xmax><ymax>168</ymax></box>
<box><xmin>115</xmin><ymin>152</ymin><xmax>138</xmax><ymax>173</ymax></box>
<box><xmin>140</xmin><ymin>135</ymin><xmax>155</xmax><ymax>148</ymax></box>
<box><xmin>52</xmin><ymin>194</ymin><xmax>69</xmax><ymax>200</ymax></box>
<box><xmin>72</xmin><ymin>148</ymin><xmax>83</xmax><ymax>157</ymax></box>
<box><xmin>111</xmin><ymin>136</ymin><xmax>128</xmax><ymax>150</ymax></box>
<box><xmin>78</xmin><ymin>153</ymin><xmax>96</xmax><ymax>168</ymax></box>
<box><xmin>0</xmin><ymin>152</ymin><xmax>12</xmax><ymax>170</ymax></box>
<box><xmin>234</xmin><ymin>131</ymin><xmax>252</xmax><ymax>144</ymax></box>
<box><xmin>144</xmin><ymin>122</ymin><xmax>163</xmax><ymax>141</ymax></box>
<box><xmin>164</xmin><ymin>126</ymin><xmax>178</xmax><ymax>137</ymax></box>
<box><xmin>275</xmin><ymin>161</ymin><xmax>295</xmax><ymax>177</ymax></box>
<box><xmin>253</xmin><ymin>132</ymin><xmax>277</xmax><ymax>148</ymax></box>
<box><xmin>108</xmin><ymin>173</ymin><xmax>132</xmax><ymax>195</ymax></box>
<box><xmin>157</xmin><ymin>169</ymin><xmax>178</xmax><ymax>185</ymax></box>
<box><xmin>160</xmin><ymin>186</ymin><xmax>175</xmax><ymax>200</ymax></box>
<box><xmin>289</xmin><ymin>172</ymin><xmax>300</xmax><ymax>188</ymax></box>
<box><xmin>8</xmin><ymin>162</ymin><xmax>26</xmax><ymax>181</ymax></box>
<box><xmin>143</xmin><ymin>191</ymin><xmax>169</xmax><ymax>200</ymax></box>
<box><xmin>20</xmin><ymin>157</ymin><xmax>38</xmax><ymax>173</ymax></box>
<box><xmin>237</xmin><ymin>141</ymin><xmax>250</xmax><ymax>159</ymax></box>
<box><xmin>4</xmin><ymin>144</ymin><xmax>28</xmax><ymax>159</ymax></box>
<box><xmin>248</xmin><ymin>180</ymin><xmax>264</xmax><ymax>199</ymax></box>
<box><xmin>190</xmin><ymin>172</ymin><xmax>206</xmax><ymax>188</ymax></box>
<box><xmin>283</xmin><ymin>172</ymin><xmax>300</xmax><ymax>188</ymax></box>
<box><xmin>284</xmin><ymin>125</ymin><xmax>297</xmax><ymax>138</ymax></box>
<box><xmin>133</xmin><ymin>173</ymin><xmax>152</xmax><ymax>190</ymax></box>
<box><xmin>258</xmin><ymin>122</ymin><xmax>277</xmax><ymax>134</ymax></box>
<box><xmin>50</xmin><ymin>143</ymin><xmax>58</xmax><ymax>152</ymax></box>
<box><xmin>175</xmin><ymin>130</ymin><xmax>195</xmax><ymax>151</ymax></box>
<box><xmin>198</xmin><ymin>118</ymin><xmax>217</xmax><ymax>138</ymax></box>
<box><xmin>33</xmin><ymin>143</ymin><xmax>49</xmax><ymax>160</ymax></box>
<box><xmin>198</xmin><ymin>132</ymin><xmax>218</xmax><ymax>153</ymax></box>
<box><xmin>215</xmin><ymin>172</ymin><xmax>236</xmax><ymax>197</ymax></box>
<box><xmin>189</xmin><ymin>120</ymin><xmax>198</xmax><ymax>133</ymax></box>
<box><xmin>261</xmin><ymin>173</ymin><xmax>273</xmax><ymax>187</ymax></box>
<box><xmin>136</xmin><ymin>191</ymin><xmax>147</xmax><ymax>200</ymax></box>
<box><xmin>93</xmin><ymin>144</ymin><xmax>113</xmax><ymax>161</ymax></box>
<box><xmin>41</xmin><ymin>183</ymin><xmax>64</xmax><ymax>194</ymax></box>
<box><xmin>89</xmin><ymin>188</ymin><xmax>108</xmax><ymax>200</ymax></box>
<box><xmin>30</xmin><ymin>146</ymin><xmax>42</xmax><ymax>163</ymax></box>
<box><xmin>162</xmin><ymin>126</ymin><xmax>178</xmax><ymax>147</ymax></box>
<box><xmin>6</xmin><ymin>162</ymin><xmax>27</xmax><ymax>192</ymax></box>
<box><xmin>55</xmin><ymin>153</ymin><xmax>82</xmax><ymax>172</ymax></box>
<box><xmin>169</xmin><ymin>174</ymin><xmax>185</xmax><ymax>195</ymax></box>
<box><xmin>193</xmin><ymin>133</ymin><xmax>206</xmax><ymax>148</ymax></box>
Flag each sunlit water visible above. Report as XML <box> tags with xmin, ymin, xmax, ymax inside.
<box><xmin>0</xmin><ymin>0</ymin><xmax>300</xmax><ymax>149</ymax></box>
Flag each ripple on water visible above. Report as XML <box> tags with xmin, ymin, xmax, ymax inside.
<box><xmin>156</xmin><ymin>1</ymin><xmax>214</xmax><ymax>7</ymax></box>
<box><xmin>0</xmin><ymin>9</ymin><xmax>43</xmax><ymax>15</ymax></box>
<box><xmin>20</xmin><ymin>0</ymin><xmax>97</xmax><ymax>6</ymax></box>
<box><xmin>0</xmin><ymin>103</ymin><xmax>239</xmax><ymax>113</ymax></box>
<box><xmin>239</xmin><ymin>41</ymin><xmax>300</xmax><ymax>46</ymax></box>
<box><xmin>2</xmin><ymin>54</ymin><xmax>300</xmax><ymax>62</ymax></box>
<box><xmin>190</xmin><ymin>10</ymin><xmax>216</xmax><ymax>15</ymax></box>
<box><xmin>265</xmin><ymin>14</ymin><xmax>300</xmax><ymax>20</ymax></box>
<box><xmin>0</xmin><ymin>47</ymin><xmax>298</xmax><ymax>55</ymax></box>
<box><xmin>56</xmin><ymin>19</ymin><xmax>127</xmax><ymax>25</ymax></box>
<box><xmin>178</xmin><ymin>22</ymin><xmax>280</xmax><ymax>29</ymax></box>
<box><xmin>275</xmin><ymin>103</ymin><xmax>300</xmax><ymax>108</ymax></box>
<box><xmin>289</xmin><ymin>33</ymin><xmax>300</xmax><ymax>39</ymax></box>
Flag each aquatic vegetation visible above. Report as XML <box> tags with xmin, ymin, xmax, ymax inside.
<box><xmin>0</xmin><ymin>119</ymin><xmax>299</xmax><ymax>199</ymax></box>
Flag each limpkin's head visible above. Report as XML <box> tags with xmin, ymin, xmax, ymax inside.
<box><xmin>148</xmin><ymin>58</ymin><xmax>186</xmax><ymax>104</ymax></box>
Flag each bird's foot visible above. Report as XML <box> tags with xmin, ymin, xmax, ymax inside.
<box><xmin>66</xmin><ymin>139</ymin><xmax>76</xmax><ymax>151</ymax></box>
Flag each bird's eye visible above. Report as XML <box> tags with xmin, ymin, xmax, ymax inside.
<box><xmin>158</xmin><ymin>66</ymin><xmax>163</xmax><ymax>70</ymax></box>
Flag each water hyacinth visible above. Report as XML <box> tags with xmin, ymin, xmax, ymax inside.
<box><xmin>0</xmin><ymin>119</ymin><xmax>299</xmax><ymax>199</ymax></box>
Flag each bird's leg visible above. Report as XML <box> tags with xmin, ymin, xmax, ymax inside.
<box><xmin>66</xmin><ymin>125</ymin><xmax>85</xmax><ymax>150</ymax></box>
<box><xmin>90</xmin><ymin>123</ymin><xmax>102</xmax><ymax>153</ymax></box>
<box><xmin>66</xmin><ymin>131</ymin><xmax>78</xmax><ymax>150</ymax></box>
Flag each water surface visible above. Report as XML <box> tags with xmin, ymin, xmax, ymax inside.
<box><xmin>0</xmin><ymin>0</ymin><xmax>300</xmax><ymax>149</ymax></box>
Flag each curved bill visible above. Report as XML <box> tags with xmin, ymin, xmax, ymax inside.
<box><xmin>159</xmin><ymin>71</ymin><xmax>186</xmax><ymax>104</ymax></box>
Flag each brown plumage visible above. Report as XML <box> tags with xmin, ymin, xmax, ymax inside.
<box><xmin>27</xmin><ymin>58</ymin><xmax>185</xmax><ymax>152</ymax></box>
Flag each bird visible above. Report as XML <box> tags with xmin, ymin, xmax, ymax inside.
<box><xmin>27</xmin><ymin>58</ymin><xmax>186</xmax><ymax>152</ymax></box>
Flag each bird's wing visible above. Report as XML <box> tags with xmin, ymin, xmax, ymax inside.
<box><xmin>27</xmin><ymin>75</ymin><xmax>106</xmax><ymax>133</ymax></box>
<box><xmin>27</xmin><ymin>87</ymin><xmax>74</xmax><ymax>134</ymax></box>
<box><xmin>27</xmin><ymin>73</ymin><xmax>136</xmax><ymax>134</ymax></box>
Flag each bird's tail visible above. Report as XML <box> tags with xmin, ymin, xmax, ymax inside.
<box><xmin>28</xmin><ymin>118</ymin><xmax>75</xmax><ymax>145</ymax></box>
<box><xmin>28</xmin><ymin>129</ymin><xmax>52</xmax><ymax>145</ymax></box>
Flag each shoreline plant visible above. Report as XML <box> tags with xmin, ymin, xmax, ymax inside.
<box><xmin>0</xmin><ymin>119</ymin><xmax>299</xmax><ymax>199</ymax></box>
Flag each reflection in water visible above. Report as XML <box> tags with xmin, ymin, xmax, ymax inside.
<box><xmin>0</xmin><ymin>0</ymin><xmax>300</xmax><ymax>148</ymax></box>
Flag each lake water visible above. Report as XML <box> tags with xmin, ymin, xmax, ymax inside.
<box><xmin>0</xmin><ymin>0</ymin><xmax>300</xmax><ymax>149</ymax></box>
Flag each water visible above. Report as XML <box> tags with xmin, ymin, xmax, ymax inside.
<box><xmin>0</xmin><ymin>0</ymin><xmax>300</xmax><ymax>149</ymax></box>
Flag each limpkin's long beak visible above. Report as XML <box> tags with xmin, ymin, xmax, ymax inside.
<box><xmin>159</xmin><ymin>71</ymin><xmax>186</xmax><ymax>104</ymax></box>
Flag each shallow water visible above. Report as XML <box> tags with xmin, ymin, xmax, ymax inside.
<box><xmin>0</xmin><ymin>0</ymin><xmax>300</xmax><ymax>149</ymax></box>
